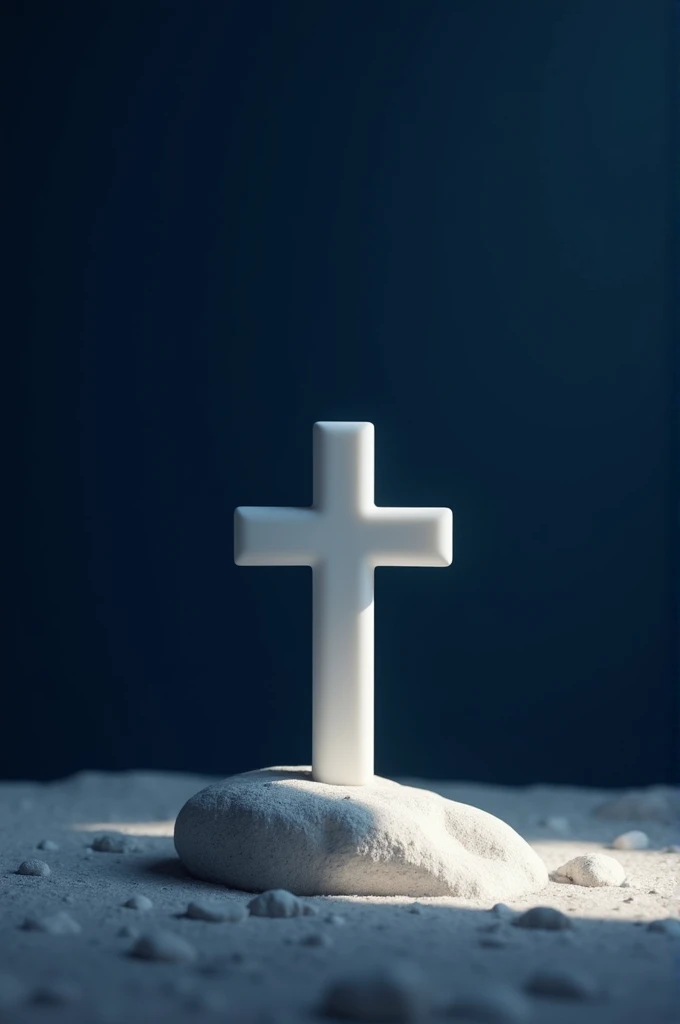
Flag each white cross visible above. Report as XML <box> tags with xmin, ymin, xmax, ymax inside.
<box><xmin>234</xmin><ymin>421</ymin><xmax>453</xmax><ymax>786</ymax></box>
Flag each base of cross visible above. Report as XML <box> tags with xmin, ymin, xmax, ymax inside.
<box><xmin>174</xmin><ymin>766</ymin><xmax>547</xmax><ymax>899</ymax></box>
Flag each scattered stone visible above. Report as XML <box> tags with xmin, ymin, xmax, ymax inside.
<box><xmin>185</xmin><ymin>898</ymin><xmax>247</xmax><ymax>923</ymax></box>
<box><xmin>612</xmin><ymin>830</ymin><xmax>649</xmax><ymax>851</ymax></box>
<box><xmin>623</xmin><ymin>896</ymin><xmax>634</xmax><ymax>903</ymax></box>
<box><xmin>620</xmin><ymin>879</ymin><xmax>633</xmax><ymax>888</ymax></box>
<box><xmin>300</xmin><ymin>932</ymin><xmax>333</xmax><ymax>947</ymax></box>
<box><xmin>118</xmin><ymin>924</ymin><xmax>140</xmax><ymax>939</ymax></box>
<box><xmin>490</xmin><ymin>903</ymin><xmax>514</xmax><ymax>917</ymax></box>
<box><xmin>37</xmin><ymin>839</ymin><xmax>59</xmax><ymax>852</ymax></box>
<box><xmin>91</xmin><ymin>832</ymin><xmax>139</xmax><ymax>854</ymax></box>
<box><xmin>174</xmin><ymin>767</ymin><xmax>548</xmax><ymax>899</ymax></box>
<box><xmin>513</xmin><ymin>907</ymin><xmax>572</xmax><ymax>931</ymax></box>
<box><xmin>123</xmin><ymin>894</ymin><xmax>153</xmax><ymax>911</ymax></box>
<box><xmin>647</xmin><ymin>919</ymin><xmax>680</xmax><ymax>936</ymax></box>
<box><xmin>553</xmin><ymin>854</ymin><xmax>625</xmax><ymax>887</ymax></box>
<box><xmin>593</xmin><ymin>789</ymin><xmax>677</xmax><ymax>823</ymax></box>
<box><xmin>62</xmin><ymin>894</ymin><xmax>75</xmax><ymax>904</ymax></box>
<box><xmin>406</xmin><ymin>904</ymin><xmax>423</xmax><ymax>914</ymax></box>
<box><xmin>32</xmin><ymin>981</ymin><xmax>81</xmax><ymax>1005</ymax></box>
<box><xmin>131</xmin><ymin>930</ymin><xmax>197</xmax><ymax>963</ymax></box>
<box><xmin>648</xmin><ymin>889</ymin><xmax>658</xmax><ymax>895</ymax></box>
<box><xmin>448</xmin><ymin>983</ymin><xmax>529</xmax><ymax>1022</ymax></box>
<box><xmin>324</xmin><ymin>913</ymin><xmax>347</xmax><ymax>926</ymax></box>
<box><xmin>22</xmin><ymin>911</ymin><xmax>81</xmax><ymax>935</ymax></box>
<box><xmin>0</xmin><ymin>973</ymin><xmax>26</xmax><ymax>1009</ymax></box>
<box><xmin>17</xmin><ymin>858</ymin><xmax>51</xmax><ymax>877</ymax></box>
<box><xmin>524</xmin><ymin>967</ymin><xmax>599</xmax><ymax>1000</ymax></box>
<box><xmin>320</xmin><ymin>963</ymin><xmax>426</xmax><ymax>1022</ymax></box>
<box><xmin>663</xmin><ymin>845</ymin><xmax>680</xmax><ymax>853</ymax></box>
<box><xmin>248</xmin><ymin>889</ymin><xmax>307</xmax><ymax>918</ymax></box>
<box><xmin>539</xmin><ymin>816</ymin><xmax>570</xmax><ymax>834</ymax></box>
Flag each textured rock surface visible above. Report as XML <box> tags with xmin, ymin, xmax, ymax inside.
<box><xmin>553</xmin><ymin>853</ymin><xmax>625</xmax><ymax>888</ymax></box>
<box><xmin>174</xmin><ymin>767</ymin><xmax>548</xmax><ymax>899</ymax></box>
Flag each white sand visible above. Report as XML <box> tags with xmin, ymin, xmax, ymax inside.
<box><xmin>0</xmin><ymin>771</ymin><xmax>677</xmax><ymax>1023</ymax></box>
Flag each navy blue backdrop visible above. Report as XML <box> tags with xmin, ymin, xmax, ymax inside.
<box><xmin>5</xmin><ymin>1</ymin><xmax>676</xmax><ymax>785</ymax></box>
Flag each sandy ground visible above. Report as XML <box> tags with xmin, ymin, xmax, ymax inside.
<box><xmin>0</xmin><ymin>771</ymin><xmax>678</xmax><ymax>1023</ymax></box>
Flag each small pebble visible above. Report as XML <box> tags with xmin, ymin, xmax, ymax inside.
<box><xmin>448</xmin><ymin>983</ymin><xmax>529</xmax><ymax>1022</ymax></box>
<box><xmin>248</xmin><ymin>889</ymin><xmax>306</xmax><ymax>919</ymax></box>
<box><xmin>17</xmin><ymin>858</ymin><xmax>51</xmax><ymax>877</ymax></box>
<box><xmin>320</xmin><ymin>963</ymin><xmax>426</xmax><ymax>1022</ymax></box>
<box><xmin>513</xmin><ymin>907</ymin><xmax>572</xmax><ymax>931</ymax></box>
<box><xmin>0</xmin><ymin>973</ymin><xmax>26</xmax><ymax>1009</ymax></box>
<box><xmin>524</xmin><ymin>967</ymin><xmax>599</xmax><ymax>1000</ymax></box>
<box><xmin>32</xmin><ymin>981</ymin><xmax>81</xmax><ymax>1005</ymax></box>
<box><xmin>22</xmin><ymin>911</ymin><xmax>81</xmax><ymax>935</ymax></box>
<box><xmin>324</xmin><ymin>913</ymin><xmax>347</xmax><ymax>926</ymax></box>
<box><xmin>91</xmin><ymin>832</ymin><xmax>139</xmax><ymax>854</ymax></box>
<box><xmin>118</xmin><ymin>924</ymin><xmax>140</xmax><ymax>939</ymax></box>
<box><xmin>490</xmin><ymin>903</ymin><xmax>514</xmax><ymax>917</ymax></box>
<box><xmin>406</xmin><ymin>904</ymin><xmax>422</xmax><ymax>914</ymax></box>
<box><xmin>647</xmin><ymin>918</ymin><xmax>680</xmax><ymax>936</ymax></box>
<box><xmin>124</xmin><ymin>895</ymin><xmax>153</xmax><ymax>911</ymax></box>
<box><xmin>131</xmin><ymin>930</ymin><xmax>197</xmax><ymax>963</ymax></box>
<box><xmin>553</xmin><ymin>853</ymin><xmax>625</xmax><ymax>887</ymax></box>
<box><xmin>663</xmin><ymin>845</ymin><xmax>680</xmax><ymax>853</ymax></box>
<box><xmin>37</xmin><ymin>839</ymin><xmax>60</xmax><ymax>852</ymax></box>
<box><xmin>300</xmin><ymin>932</ymin><xmax>333</xmax><ymax>947</ymax></box>
<box><xmin>539</xmin><ymin>816</ymin><xmax>570</xmax><ymax>834</ymax></box>
<box><xmin>62</xmin><ymin>894</ymin><xmax>75</xmax><ymax>904</ymax></box>
<box><xmin>612</xmin><ymin>830</ymin><xmax>649</xmax><ymax>851</ymax></box>
<box><xmin>185</xmin><ymin>898</ymin><xmax>247</xmax><ymax>923</ymax></box>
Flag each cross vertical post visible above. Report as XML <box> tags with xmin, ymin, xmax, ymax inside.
<box><xmin>234</xmin><ymin>421</ymin><xmax>453</xmax><ymax>786</ymax></box>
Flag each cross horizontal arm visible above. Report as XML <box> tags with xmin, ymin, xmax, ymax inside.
<box><xmin>234</xmin><ymin>507</ymin><xmax>319</xmax><ymax>566</ymax></box>
<box><xmin>366</xmin><ymin>507</ymin><xmax>453</xmax><ymax>567</ymax></box>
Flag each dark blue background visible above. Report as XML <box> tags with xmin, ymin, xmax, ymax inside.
<box><xmin>5</xmin><ymin>1</ymin><xmax>676</xmax><ymax>785</ymax></box>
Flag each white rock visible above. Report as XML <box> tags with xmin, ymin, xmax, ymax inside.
<box><xmin>449</xmin><ymin>983</ymin><xmax>529</xmax><ymax>1022</ymax></box>
<box><xmin>131</xmin><ymin>930</ymin><xmax>197</xmax><ymax>963</ymax></box>
<box><xmin>22</xmin><ymin>911</ymin><xmax>81</xmax><ymax>935</ymax></box>
<box><xmin>554</xmin><ymin>854</ymin><xmax>625</xmax><ymax>887</ymax></box>
<box><xmin>647</xmin><ymin>918</ymin><xmax>680</xmax><ymax>936</ymax></box>
<box><xmin>17</xmin><ymin>858</ymin><xmax>51</xmax><ymax>877</ymax></box>
<box><xmin>320</xmin><ymin>963</ymin><xmax>426</xmax><ymax>1021</ymax></box>
<box><xmin>524</xmin><ymin>967</ymin><xmax>599</xmax><ymax>1000</ymax></box>
<box><xmin>37</xmin><ymin>839</ymin><xmax>59</xmax><ymax>852</ymax></box>
<box><xmin>174</xmin><ymin>767</ymin><xmax>548</xmax><ymax>899</ymax></box>
<box><xmin>0</xmin><ymin>973</ymin><xmax>26</xmax><ymax>1009</ymax></box>
<box><xmin>612</xmin><ymin>830</ymin><xmax>649</xmax><ymax>850</ymax></box>
<box><xmin>248</xmin><ymin>889</ymin><xmax>307</xmax><ymax>918</ymax></box>
<box><xmin>513</xmin><ymin>906</ymin><xmax>571</xmax><ymax>931</ymax></box>
<box><xmin>593</xmin><ymin>789</ymin><xmax>677</xmax><ymax>823</ymax></box>
<box><xmin>185</xmin><ymin>898</ymin><xmax>247</xmax><ymax>922</ymax></box>
<box><xmin>123</xmin><ymin>895</ymin><xmax>153</xmax><ymax>911</ymax></box>
<box><xmin>91</xmin><ymin>832</ymin><xmax>139</xmax><ymax>854</ymax></box>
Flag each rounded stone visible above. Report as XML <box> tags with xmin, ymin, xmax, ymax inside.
<box><xmin>554</xmin><ymin>853</ymin><xmax>625</xmax><ymax>888</ymax></box>
<box><xmin>17</xmin><ymin>858</ymin><xmax>51</xmax><ymax>877</ymax></box>
<box><xmin>513</xmin><ymin>906</ymin><xmax>571</xmax><ymax>931</ymax></box>
<box><xmin>320</xmin><ymin>963</ymin><xmax>427</xmax><ymax>1022</ymax></box>
<box><xmin>612</xmin><ymin>830</ymin><xmax>649</xmax><ymax>851</ymax></box>
<box><xmin>174</xmin><ymin>767</ymin><xmax>548</xmax><ymax>899</ymax></box>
